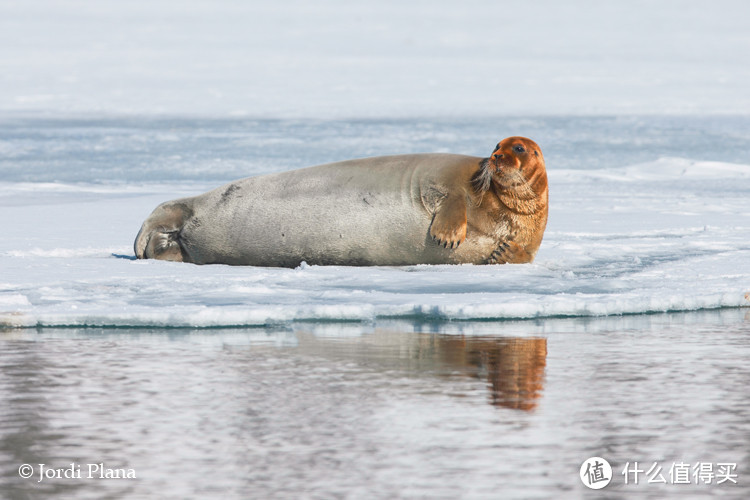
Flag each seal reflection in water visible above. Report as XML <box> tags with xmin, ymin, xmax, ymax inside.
<box><xmin>134</xmin><ymin>137</ymin><xmax>548</xmax><ymax>267</ymax></box>
<box><xmin>447</xmin><ymin>336</ymin><xmax>547</xmax><ymax>410</ymax></box>
<box><xmin>294</xmin><ymin>332</ymin><xmax>548</xmax><ymax>411</ymax></box>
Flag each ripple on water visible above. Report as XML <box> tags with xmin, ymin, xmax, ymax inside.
<box><xmin>1</xmin><ymin>310</ymin><xmax>749</xmax><ymax>498</ymax></box>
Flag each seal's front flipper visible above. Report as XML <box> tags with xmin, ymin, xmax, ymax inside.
<box><xmin>486</xmin><ymin>240</ymin><xmax>533</xmax><ymax>264</ymax></box>
<box><xmin>429</xmin><ymin>195</ymin><xmax>468</xmax><ymax>249</ymax></box>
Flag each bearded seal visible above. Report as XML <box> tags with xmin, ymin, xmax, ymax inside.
<box><xmin>134</xmin><ymin>136</ymin><xmax>549</xmax><ymax>267</ymax></box>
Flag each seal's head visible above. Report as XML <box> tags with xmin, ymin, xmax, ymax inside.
<box><xmin>473</xmin><ymin>136</ymin><xmax>548</xmax><ymax>214</ymax></box>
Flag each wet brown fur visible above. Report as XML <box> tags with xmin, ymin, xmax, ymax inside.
<box><xmin>467</xmin><ymin>136</ymin><xmax>549</xmax><ymax>263</ymax></box>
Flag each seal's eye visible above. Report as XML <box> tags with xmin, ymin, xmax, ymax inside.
<box><xmin>493</xmin><ymin>143</ymin><xmax>501</xmax><ymax>152</ymax></box>
<box><xmin>513</xmin><ymin>145</ymin><xmax>526</xmax><ymax>154</ymax></box>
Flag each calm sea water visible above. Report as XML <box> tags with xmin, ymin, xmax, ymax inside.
<box><xmin>1</xmin><ymin>310</ymin><xmax>748</xmax><ymax>499</ymax></box>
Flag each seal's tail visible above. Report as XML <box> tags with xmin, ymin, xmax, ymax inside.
<box><xmin>134</xmin><ymin>202</ymin><xmax>193</xmax><ymax>262</ymax></box>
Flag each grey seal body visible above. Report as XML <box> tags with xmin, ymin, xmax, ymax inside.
<box><xmin>135</xmin><ymin>142</ymin><xmax>549</xmax><ymax>267</ymax></box>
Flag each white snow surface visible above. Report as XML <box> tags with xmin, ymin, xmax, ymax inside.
<box><xmin>2</xmin><ymin>158</ymin><xmax>749</xmax><ymax>328</ymax></box>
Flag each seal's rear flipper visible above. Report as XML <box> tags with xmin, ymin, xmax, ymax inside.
<box><xmin>134</xmin><ymin>202</ymin><xmax>193</xmax><ymax>262</ymax></box>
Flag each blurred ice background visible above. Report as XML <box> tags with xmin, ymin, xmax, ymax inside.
<box><xmin>2</xmin><ymin>0</ymin><xmax>749</xmax><ymax>118</ymax></box>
